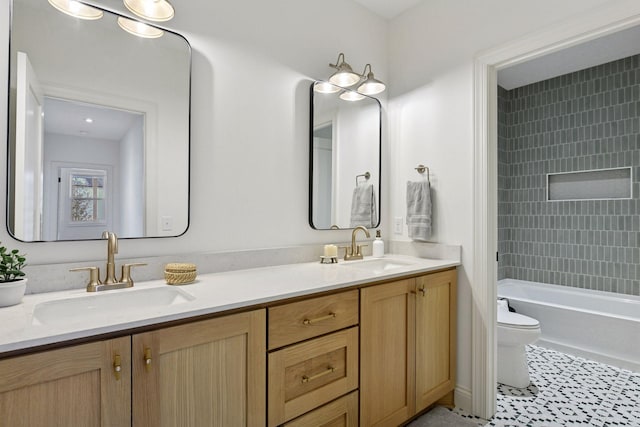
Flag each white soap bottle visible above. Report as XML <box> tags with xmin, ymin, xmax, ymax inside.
<box><xmin>372</xmin><ymin>230</ymin><xmax>384</xmax><ymax>257</ymax></box>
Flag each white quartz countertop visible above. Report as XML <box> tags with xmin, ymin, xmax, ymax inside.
<box><xmin>0</xmin><ymin>254</ymin><xmax>459</xmax><ymax>355</ymax></box>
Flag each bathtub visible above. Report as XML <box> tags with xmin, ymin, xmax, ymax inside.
<box><xmin>498</xmin><ymin>279</ymin><xmax>640</xmax><ymax>372</ymax></box>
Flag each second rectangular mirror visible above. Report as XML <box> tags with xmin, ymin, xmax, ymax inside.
<box><xmin>309</xmin><ymin>81</ymin><xmax>381</xmax><ymax>230</ymax></box>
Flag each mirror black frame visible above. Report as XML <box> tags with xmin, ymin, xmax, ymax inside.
<box><xmin>5</xmin><ymin>0</ymin><xmax>192</xmax><ymax>242</ymax></box>
<box><xmin>308</xmin><ymin>81</ymin><xmax>382</xmax><ymax>230</ymax></box>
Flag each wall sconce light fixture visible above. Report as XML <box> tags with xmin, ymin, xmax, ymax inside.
<box><xmin>317</xmin><ymin>53</ymin><xmax>386</xmax><ymax>98</ymax></box>
<box><xmin>339</xmin><ymin>90</ymin><xmax>365</xmax><ymax>101</ymax></box>
<box><xmin>357</xmin><ymin>64</ymin><xmax>385</xmax><ymax>95</ymax></box>
<box><xmin>48</xmin><ymin>0</ymin><xmax>167</xmax><ymax>39</ymax></box>
<box><xmin>328</xmin><ymin>53</ymin><xmax>361</xmax><ymax>87</ymax></box>
<box><xmin>314</xmin><ymin>81</ymin><xmax>341</xmax><ymax>94</ymax></box>
<box><xmin>123</xmin><ymin>0</ymin><xmax>175</xmax><ymax>22</ymax></box>
<box><xmin>47</xmin><ymin>0</ymin><xmax>103</xmax><ymax>20</ymax></box>
<box><xmin>117</xmin><ymin>17</ymin><xmax>164</xmax><ymax>38</ymax></box>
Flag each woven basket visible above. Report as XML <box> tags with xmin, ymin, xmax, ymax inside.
<box><xmin>165</xmin><ymin>263</ymin><xmax>197</xmax><ymax>285</ymax></box>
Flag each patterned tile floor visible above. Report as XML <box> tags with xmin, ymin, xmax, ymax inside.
<box><xmin>451</xmin><ymin>345</ymin><xmax>640</xmax><ymax>426</ymax></box>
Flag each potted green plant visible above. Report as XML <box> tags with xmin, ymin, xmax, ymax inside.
<box><xmin>0</xmin><ymin>242</ymin><xmax>27</xmax><ymax>307</ymax></box>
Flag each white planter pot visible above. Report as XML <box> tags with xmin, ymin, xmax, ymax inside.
<box><xmin>0</xmin><ymin>278</ymin><xmax>27</xmax><ymax>307</ymax></box>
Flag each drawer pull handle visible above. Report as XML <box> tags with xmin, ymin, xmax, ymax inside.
<box><xmin>144</xmin><ymin>348</ymin><xmax>152</xmax><ymax>371</ymax></box>
<box><xmin>302</xmin><ymin>312</ymin><xmax>336</xmax><ymax>325</ymax></box>
<box><xmin>302</xmin><ymin>366</ymin><xmax>336</xmax><ymax>383</ymax></box>
<box><xmin>113</xmin><ymin>354</ymin><xmax>122</xmax><ymax>381</ymax></box>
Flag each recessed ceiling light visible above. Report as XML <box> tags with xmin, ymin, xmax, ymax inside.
<box><xmin>85</xmin><ymin>118</ymin><xmax>93</xmax><ymax>123</ymax></box>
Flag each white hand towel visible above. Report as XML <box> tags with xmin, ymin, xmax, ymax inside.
<box><xmin>406</xmin><ymin>181</ymin><xmax>432</xmax><ymax>241</ymax></box>
<box><xmin>350</xmin><ymin>183</ymin><xmax>378</xmax><ymax>228</ymax></box>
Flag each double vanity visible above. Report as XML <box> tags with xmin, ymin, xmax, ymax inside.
<box><xmin>0</xmin><ymin>254</ymin><xmax>458</xmax><ymax>426</ymax></box>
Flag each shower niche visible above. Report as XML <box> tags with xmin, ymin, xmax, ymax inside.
<box><xmin>547</xmin><ymin>167</ymin><xmax>632</xmax><ymax>201</ymax></box>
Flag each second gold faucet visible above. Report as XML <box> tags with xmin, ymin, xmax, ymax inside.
<box><xmin>341</xmin><ymin>226</ymin><xmax>371</xmax><ymax>261</ymax></box>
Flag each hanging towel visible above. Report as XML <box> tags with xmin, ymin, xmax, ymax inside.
<box><xmin>406</xmin><ymin>181</ymin><xmax>432</xmax><ymax>241</ymax></box>
<box><xmin>350</xmin><ymin>183</ymin><xmax>378</xmax><ymax>228</ymax></box>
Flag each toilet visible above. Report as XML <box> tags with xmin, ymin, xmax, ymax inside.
<box><xmin>497</xmin><ymin>299</ymin><xmax>541</xmax><ymax>388</ymax></box>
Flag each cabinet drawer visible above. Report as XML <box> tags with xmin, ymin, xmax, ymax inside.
<box><xmin>268</xmin><ymin>290</ymin><xmax>358</xmax><ymax>350</ymax></box>
<box><xmin>283</xmin><ymin>391</ymin><xmax>359</xmax><ymax>427</ymax></box>
<box><xmin>268</xmin><ymin>327</ymin><xmax>359</xmax><ymax>427</ymax></box>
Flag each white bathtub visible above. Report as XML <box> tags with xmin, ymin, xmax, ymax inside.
<box><xmin>498</xmin><ymin>279</ymin><xmax>640</xmax><ymax>372</ymax></box>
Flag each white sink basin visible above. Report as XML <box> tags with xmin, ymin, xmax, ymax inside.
<box><xmin>341</xmin><ymin>258</ymin><xmax>415</xmax><ymax>274</ymax></box>
<box><xmin>32</xmin><ymin>286</ymin><xmax>195</xmax><ymax>326</ymax></box>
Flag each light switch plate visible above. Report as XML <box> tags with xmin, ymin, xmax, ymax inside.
<box><xmin>161</xmin><ymin>216</ymin><xmax>173</xmax><ymax>231</ymax></box>
<box><xmin>394</xmin><ymin>217</ymin><xmax>403</xmax><ymax>234</ymax></box>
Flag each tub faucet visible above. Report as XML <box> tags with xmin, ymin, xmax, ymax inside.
<box><xmin>342</xmin><ymin>226</ymin><xmax>371</xmax><ymax>261</ymax></box>
<box><xmin>102</xmin><ymin>231</ymin><xmax>118</xmax><ymax>284</ymax></box>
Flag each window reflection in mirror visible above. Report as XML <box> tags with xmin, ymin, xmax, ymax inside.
<box><xmin>7</xmin><ymin>0</ymin><xmax>191</xmax><ymax>241</ymax></box>
<box><xmin>309</xmin><ymin>81</ymin><xmax>381</xmax><ymax>230</ymax></box>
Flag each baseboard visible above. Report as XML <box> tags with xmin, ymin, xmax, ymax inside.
<box><xmin>454</xmin><ymin>385</ymin><xmax>472</xmax><ymax>413</ymax></box>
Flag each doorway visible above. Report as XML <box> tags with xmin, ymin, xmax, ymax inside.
<box><xmin>472</xmin><ymin>6</ymin><xmax>640</xmax><ymax>420</ymax></box>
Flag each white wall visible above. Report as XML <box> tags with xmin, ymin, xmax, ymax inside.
<box><xmin>387</xmin><ymin>0</ymin><xmax>628</xmax><ymax>409</ymax></box>
<box><xmin>119</xmin><ymin>116</ymin><xmax>144</xmax><ymax>237</ymax></box>
<box><xmin>0</xmin><ymin>0</ymin><xmax>387</xmax><ymax>261</ymax></box>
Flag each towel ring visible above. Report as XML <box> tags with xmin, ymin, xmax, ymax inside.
<box><xmin>355</xmin><ymin>171</ymin><xmax>371</xmax><ymax>186</ymax></box>
<box><xmin>415</xmin><ymin>164</ymin><xmax>430</xmax><ymax>181</ymax></box>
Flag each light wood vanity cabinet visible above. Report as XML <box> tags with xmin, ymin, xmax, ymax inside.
<box><xmin>0</xmin><ymin>310</ymin><xmax>265</xmax><ymax>427</ymax></box>
<box><xmin>0</xmin><ymin>267</ymin><xmax>457</xmax><ymax>427</ymax></box>
<box><xmin>415</xmin><ymin>270</ymin><xmax>457</xmax><ymax>412</ymax></box>
<box><xmin>360</xmin><ymin>268</ymin><xmax>457</xmax><ymax>426</ymax></box>
<box><xmin>133</xmin><ymin>310</ymin><xmax>266</xmax><ymax>427</ymax></box>
<box><xmin>283</xmin><ymin>391</ymin><xmax>359</xmax><ymax>427</ymax></box>
<box><xmin>0</xmin><ymin>337</ymin><xmax>131</xmax><ymax>427</ymax></box>
<box><xmin>268</xmin><ymin>290</ymin><xmax>359</xmax><ymax>427</ymax></box>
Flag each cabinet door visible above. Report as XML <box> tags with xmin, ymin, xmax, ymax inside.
<box><xmin>133</xmin><ymin>310</ymin><xmax>266</xmax><ymax>427</ymax></box>
<box><xmin>415</xmin><ymin>269</ymin><xmax>457</xmax><ymax>412</ymax></box>
<box><xmin>360</xmin><ymin>279</ymin><xmax>416</xmax><ymax>427</ymax></box>
<box><xmin>0</xmin><ymin>337</ymin><xmax>131</xmax><ymax>427</ymax></box>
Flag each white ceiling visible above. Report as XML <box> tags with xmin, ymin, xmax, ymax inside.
<box><xmin>352</xmin><ymin>2</ymin><xmax>640</xmax><ymax>90</ymax></box>
<box><xmin>44</xmin><ymin>97</ymin><xmax>141</xmax><ymax>141</ymax></box>
<box><xmin>498</xmin><ymin>24</ymin><xmax>640</xmax><ymax>90</ymax></box>
<box><xmin>351</xmin><ymin>0</ymin><xmax>425</xmax><ymax>19</ymax></box>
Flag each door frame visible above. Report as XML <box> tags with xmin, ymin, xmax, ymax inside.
<box><xmin>471</xmin><ymin>2</ymin><xmax>640</xmax><ymax>419</ymax></box>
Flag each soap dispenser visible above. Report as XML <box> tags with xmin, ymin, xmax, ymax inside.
<box><xmin>372</xmin><ymin>230</ymin><xmax>384</xmax><ymax>257</ymax></box>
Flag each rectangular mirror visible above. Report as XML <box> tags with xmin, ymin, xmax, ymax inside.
<box><xmin>309</xmin><ymin>81</ymin><xmax>381</xmax><ymax>230</ymax></box>
<box><xmin>7</xmin><ymin>0</ymin><xmax>190</xmax><ymax>241</ymax></box>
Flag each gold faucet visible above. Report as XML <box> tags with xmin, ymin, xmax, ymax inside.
<box><xmin>102</xmin><ymin>231</ymin><xmax>118</xmax><ymax>284</ymax></box>
<box><xmin>341</xmin><ymin>226</ymin><xmax>371</xmax><ymax>261</ymax></box>
<box><xmin>70</xmin><ymin>231</ymin><xmax>146</xmax><ymax>292</ymax></box>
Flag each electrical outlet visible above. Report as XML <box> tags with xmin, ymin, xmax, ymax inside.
<box><xmin>394</xmin><ymin>217</ymin><xmax>403</xmax><ymax>234</ymax></box>
<box><xmin>161</xmin><ymin>216</ymin><xmax>173</xmax><ymax>231</ymax></box>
